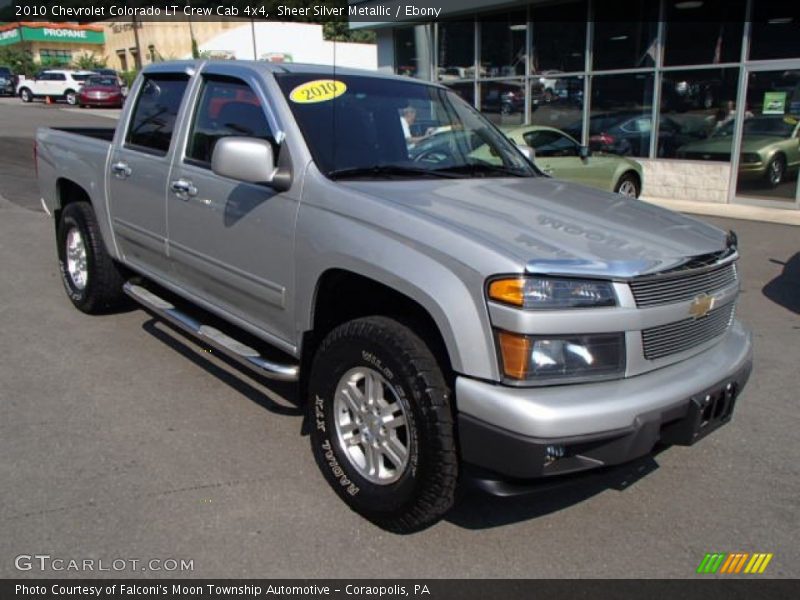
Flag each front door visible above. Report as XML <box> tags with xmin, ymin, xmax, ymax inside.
<box><xmin>167</xmin><ymin>68</ymin><xmax>297</xmax><ymax>346</ymax></box>
<box><xmin>108</xmin><ymin>73</ymin><xmax>192</xmax><ymax>277</ymax></box>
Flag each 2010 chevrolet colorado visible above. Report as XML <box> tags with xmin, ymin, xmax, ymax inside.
<box><xmin>36</xmin><ymin>60</ymin><xmax>753</xmax><ymax>533</ymax></box>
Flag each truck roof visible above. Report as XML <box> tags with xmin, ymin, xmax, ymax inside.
<box><xmin>142</xmin><ymin>59</ymin><xmax>445</xmax><ymax>88</ymax></box>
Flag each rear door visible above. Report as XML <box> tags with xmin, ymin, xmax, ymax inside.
<box><xmin>166</xmin><ymin>65</ymin><xmax>297</xmax><ymax>346</ymax></box>
<box><xmin>108</xmin><ymin>71</ymin><xmax>192</xmax><ymax>278</ymax></box>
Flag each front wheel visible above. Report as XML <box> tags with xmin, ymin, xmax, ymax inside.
<box><xmin>57</xmin><ymin>202</ymin><xmax>128</xmax><ymax>314</ymax></box>
<box><xmin>765</xmin><ymin>155</ymin><xmax>786</xmax><ymax>188</ymax></box>
<box><xmin>308</xmin><ymin>316</ymin><xmax>457</xmax><ymax>533</ymax></box>
<box><xmin>615</xmin><ymin>172</ymin><xmax>641</xmax><ymax>198</ymax></box>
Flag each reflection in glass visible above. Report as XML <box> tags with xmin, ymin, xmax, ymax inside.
<box><xmin>584</xmin><ymin>73</ymin><xmax>654</xmax><ymax>158</ymax></box>
<box><xmin>480</xmin><ymin>13</ymin><xmax>526</xmax><ymax>78</ymax></box>
<box><xmin>437</xmin><ymin>21</ymin><xmax>475</xmax><ymax>81</ymax></box>
<box><xmin>593</xmin><ymin>0</ymin><xmax>658</xmax><ymax>70</ymax></box>
<box><xmin>663</xmin><ymin>0</ymin><xmax>745</xmax><ymax>66</ymax></box>
<box><xmin>531</xmin><ymin>1</ymin><xmax>586</xmax><ymax>74</ymax></box>
<box><xmin>394</xmin><ymin>26</ymin><xmax>432</xmax><ymax>80</ymax></box>
<box><xmin>530</xmin><ymin>76</ymin><xmax>585</xmax><ymax>134</ymax></box>
<box><xmin>445</xmin><ymin>82</ymin><xmax>475</xmax><ymax>106</ymax></box>
<box><xmin>661</xmin><ymin>68</ymin><xmax>740</xmax><ymax>159</ymax></box>
<box><xmin>735</xmin><ymin>70</ymin><xmax>800</xmax><ymax>202</ymax></box>
<box><xmin>481</xmin><ymin>80</ymin><xmax>525</xmax><ymax>127</ymax></box>
<box><xmin>750</xmin><ymin>2</ymin><xmax>800</xmax><ymax>61</ymax></box>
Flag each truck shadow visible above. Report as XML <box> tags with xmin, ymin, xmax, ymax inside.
<box><xmin>762</xmin><ymin>253</ymin><xmax>800</xmax><ymax>315</ymax></box>
<box><xmin>141</xmin><ymin>319</ymin><xmax>303</xmax><ymax>418</ymax></box>
<box><xmin>447</xmin><ymin>451</ymin><xmax>663</xmax><ymax>530</ymax></box>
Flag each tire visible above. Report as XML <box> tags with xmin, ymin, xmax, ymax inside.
<box><xmin>765</xmin><ymin>154</ymin><xmax>786</xmax><ymax>188</ymax></box>
<box><xmin>64</xmin><ymin>90</ymin><xmax>77</xmax><ymax>105</ymax></box>
<box><xmin>308</xmin><ymin>316</ymin><xmax>457</xmax><ymax>533</ymax></box>
<box><xmin>19</xmin><ymin>88</ymin><xmax>32</xmax><ymax>103</ymax></box>
<box><xmin>615</xmin><ymin>172</ymin><xmax>641</xmax><ymax>198</ymax></box>
<box><xmin>57</xmin><ymin>202</ymin><xmax>127</xmax><ymax>314</ymax></box>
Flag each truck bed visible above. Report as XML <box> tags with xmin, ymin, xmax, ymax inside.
<box><xmin>51</xmin><ymin>127</ymin><xmax>116</xmax><ymax>142</ymax></box>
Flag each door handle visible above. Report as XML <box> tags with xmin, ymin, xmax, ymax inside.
<box><xmin>170</xmin><ymin>179</ymin><xmax>198</xmax><ymax>198</ymax></box>
<box><xmin>111</xmin><ymin>161</ymin><xmax>131</xmax><ymax>178</ymax></box>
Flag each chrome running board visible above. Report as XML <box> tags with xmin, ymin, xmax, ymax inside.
<box><xmin>123</xmin><ymin>282</ymin><xmax>299</xmax><ymax>382</ymax></box>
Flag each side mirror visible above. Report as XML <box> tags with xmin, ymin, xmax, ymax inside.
<box><xmin>211</xmin><ymin>137</ymin><xmax>290</xmax><ymax>190</ymax></box>
<box><xmin>516</xmin><ymin>144</ymin><xmax>535</xmax><ymax>162</ymax></box>
<box><xmin>579</xmin><ymin>145</ymin><xmax>591</xmax><ymax>159</ymax></box>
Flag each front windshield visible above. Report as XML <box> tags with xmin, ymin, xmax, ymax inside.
<box><xmin>275</xmin><ymin>73</ymin><xmax>537</xmax><ymax>179</ymax></box>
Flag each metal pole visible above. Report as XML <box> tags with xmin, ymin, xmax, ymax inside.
<box><xmin>251</xmin><ymin>20</ymin><xmax>257</xmax><ymax>60</ymax></box>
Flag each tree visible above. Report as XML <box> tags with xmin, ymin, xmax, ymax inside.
<box><xmin>0</xmin><ymin>46</ymin><xmax>37</xmax><ymax>77</ymax></box>
<box><xmin>73</xmin><ymin>52</ymin><xmax>107</xmax><ymax>70</ymax></box>
<box><xmin>323</xmin><ymin>22</ymin><xmax>376</xmax><ymax>44</ymax></box>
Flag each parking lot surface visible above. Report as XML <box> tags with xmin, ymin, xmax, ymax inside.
<box><xmin>0</xmin><ymin>98</ymin><xmax>797</xmax><ymax>578</ymax></box>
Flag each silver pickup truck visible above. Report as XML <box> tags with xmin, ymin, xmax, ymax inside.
<box><xmin>37</xmin><ymin>60</ymin><xmax>752</xmax><ymax>533</ymax></box>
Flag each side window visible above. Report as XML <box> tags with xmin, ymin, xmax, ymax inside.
<box><xmin>51</xmin><ymin>73</ymin><xmax>66</xmax><ymax>81</ymax></box>
<box><xmin>126</xmin><ymin>75</ymin><xmax>190</xmax><ymax>155</ymax></box>
<box><xmin>523</xmin><ymin>130</ymin><xmax>579</xmax><ymax>157</ymax></box>
<box><xmin>186</xmin><ymin>77</ymin><xmax>273</xmax><ymax>166</ymax></box>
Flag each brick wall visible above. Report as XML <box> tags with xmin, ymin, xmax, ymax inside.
<box><xmin>638</xmin><ymin>159</ymin><xmax>731</xmax><ymax>203</ymax></box>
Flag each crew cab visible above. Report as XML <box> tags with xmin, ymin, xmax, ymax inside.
<box><xmin>36</xmin><ymin>61</ymin><xmax>753</xmax><ymax>532</ymax></box>
<box><xmin>19</xmin><ymin>69</ymin><xmax>94</xmax><ymax>105</ymax></box>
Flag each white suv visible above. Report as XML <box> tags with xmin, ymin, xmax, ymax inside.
<box><xmin>18</xmin><ymin>70</ymin><xmax>94</xmax><ymax>105</ymax></box>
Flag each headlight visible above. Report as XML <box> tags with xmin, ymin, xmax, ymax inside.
<box><xmin>497</xmin><ymin>331</ymin><xmax>625</xmax><ymax>383</ymax></box>
<box><xmin>740</xmin><ymin>153</ymin><xmax>761</xmax><ymax>164</ymax></box>
<box><xmin>488</xmin><ymin>276</ymin><xmax>616</xmax><ymax>309</ymax></box>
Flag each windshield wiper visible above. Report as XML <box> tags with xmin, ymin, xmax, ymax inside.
<box><xmin>327</xmin><ymin>165</ymin><xmax>459</xmax><ymax>180</ymax></box>
<box><xmin>432</xmin><ymin>163</ymin><xmax>530</xmax><ymax>177</ymax></box>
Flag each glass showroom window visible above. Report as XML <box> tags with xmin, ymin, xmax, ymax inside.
<box><xmin>480</xmin><ymin>11</ymin><xmax>526</xmax><ymax>78</ymax></box>
<box><xmin>530</xmin><ymin>76</ymin><xmax>585</xmax><ymax>135</ymax></box>
<box><xmin>445</xmin><ymin>82</ymin><xmax>475</xmax><ymax>105</ymax></box>
<box><xmin>588</xmin><ymin>73</ymin><xmax>654</xmax><ymax>158</ymax></box>
<box><xmin>437</xmin><ymin>21</ymin><xmax>475</xmax><ymax>82</ymax></box>
<box><xmin>749</xmin><ymin>0</ymin><xmax>800</xmax><ymax>61</ymax></box>
<box><xmin>530</xmin><ymin>1</ymin><xmax>586</xmax><ymax>75</ymax></box>
<box><xmin>480</xmin><ymin>80</ymin><xmax>526</xmax><ymax>127</ymax></box>
<box><xmin>663</xmin><ymin>0</ymin><xmax>745</xmax><ymax>66</ymax></box>
<box><xmin>394</xmin><ymin>26</ymin><xmax>432</xmax><ymax>80</ymax></box>
<box><xmin>593</xmin><ymin>0</ymin><xmax>659</xmax><ymax>71</ymax></box>
<box><xmin>663</xmin><ymin>68</ymin><xmax>741</xmax><ymax>160</ymax></box>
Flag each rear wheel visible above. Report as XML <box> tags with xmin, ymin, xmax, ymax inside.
<box><xmin>19</xmin><ymin>88</ymin><xmax>32</xmax><ymax>103</ymax></box>
<box><xmin>64</xmin><ymin>90</ymin><xmax>77</xmax><ymax>105</ymax></box>
<box><xmin>615</xmin><ymin>172</ymin><xmax>641</xmax><ymax>198</ymax></box>
<box><xmin>308</xmin><ymin>316</ymin><xmax>457</xmax><ymax>533</ymax></box>
<box><xmin>57</xmin><ymin>202</ymin><xmax>127</xmax><ymax>314</ymax></box>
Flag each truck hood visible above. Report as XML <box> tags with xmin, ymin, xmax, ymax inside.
<box><xmin>340</xmin><ymin>177</ymin><xmax>729</xmax><ymax>277</ymax></box>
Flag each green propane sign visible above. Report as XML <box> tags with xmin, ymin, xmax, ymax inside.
<box><xmin>22</xmin><ymin>26</ymin><xmax>105</xmax><ymax>44</ymax></box>
<box><xmin>0</xmin><ymin>28</ymin><xmax>22</xmax><ymax>46</ymax></box>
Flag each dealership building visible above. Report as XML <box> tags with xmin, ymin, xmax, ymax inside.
<box><xmin>355</xmin><ymin>0</ymin><xmax>800</xmax><ymax>210</ymax></box>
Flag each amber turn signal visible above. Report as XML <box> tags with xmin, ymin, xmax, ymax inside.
<box><xmin>488</xmin><ymin>278</ymin><xmax>526</xmax><ymax>307</ymax></box>
<box><xmin>497</xmin><ymin>331</ymin><xmax>531</xmax><ymax>379</ymax></box>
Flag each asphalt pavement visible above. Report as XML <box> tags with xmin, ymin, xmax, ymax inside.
<box><xmin>0</xmin><ymin>97</ymin><xmax>798</xmax><ymax>578</ymax></box>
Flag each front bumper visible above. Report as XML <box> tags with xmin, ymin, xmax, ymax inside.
<box><xmin>457</xmin><ymin>320</ymin><xmax>752</xmax><ymax>480</ymax></box>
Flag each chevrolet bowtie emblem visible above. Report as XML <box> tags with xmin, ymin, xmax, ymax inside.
<box><xmin>689</xmin><ymin>293</ymin><xmax>715</xmax><ymax>319</ymax></box>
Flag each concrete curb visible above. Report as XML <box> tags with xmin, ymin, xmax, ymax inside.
<box><xmin>643</xmin><ymin>196</ymin><xmax>800</xmax><ymax>226</ymax></box>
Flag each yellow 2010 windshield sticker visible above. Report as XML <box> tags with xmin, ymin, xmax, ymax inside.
<box><xmin>289</xmin><ymin>79</ymin><xmax>347</xmax><ymax>104</ymax></box>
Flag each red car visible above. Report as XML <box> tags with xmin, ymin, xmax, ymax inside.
<box><xmin>78</xmin><ymin>75</ymin><xmax>124</xmax><ymax>108</ymax></box>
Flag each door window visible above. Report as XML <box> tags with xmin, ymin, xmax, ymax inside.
<box><xmin>126</xmin><ymin>75</ymin><xmax>190</xmax><ymax>155</ymax></box>
<box><xmin>186</xmin><ymin>77</ymin><xmax>273</xmax><ymax>167</ymax></box>
<box><xmin>523</xmin><ymin>130</ymin><xmax>579</xmax><ymax>157</ymax></box>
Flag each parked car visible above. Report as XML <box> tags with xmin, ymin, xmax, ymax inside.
<box><xmin>78</xmin><ymin>75</ymin><xmax>125</xmax><ymax>108</ymax></box>
<box><xmin>504</xmin><ymin>125</ymin><xmax>644</xmax><ymax>197</ymax></box>
<box><xmin>0</xmin><ymin>66</ymin><xmax>17</xmax><ymax>96</ymax></box>
<box><xmin>93</xmin><ymin>67</ymin><xmax>128</xmax><ymax>97</ymax></box>
<box><xmin>565</xmin><ymin>111</ymin><xmax>700</xmax><ymax>158</ymax></box>
<box><xmin>677</xmin><ymin>115</ymin><xmax>800</xmax><ymax>187</ymax></box>
<box><xmin>36</xmin><ymin>61</ymin><xmax>752</xmax><ymax>532</ymax></box>
<box><xmin>18</xmin><ymin>69</ymin><xmax>95</xmax><ymax>105</ymax></box>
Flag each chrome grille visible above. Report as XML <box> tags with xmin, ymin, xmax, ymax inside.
<box><xmin>630</xmin><ymin>262</ymin><xmax>737</xmax><ymax>307</ymax></box>
<box><xmin>642</xmin><ymin>302</ymin><xmax>735</xmax><ymax>361</ymax></box>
